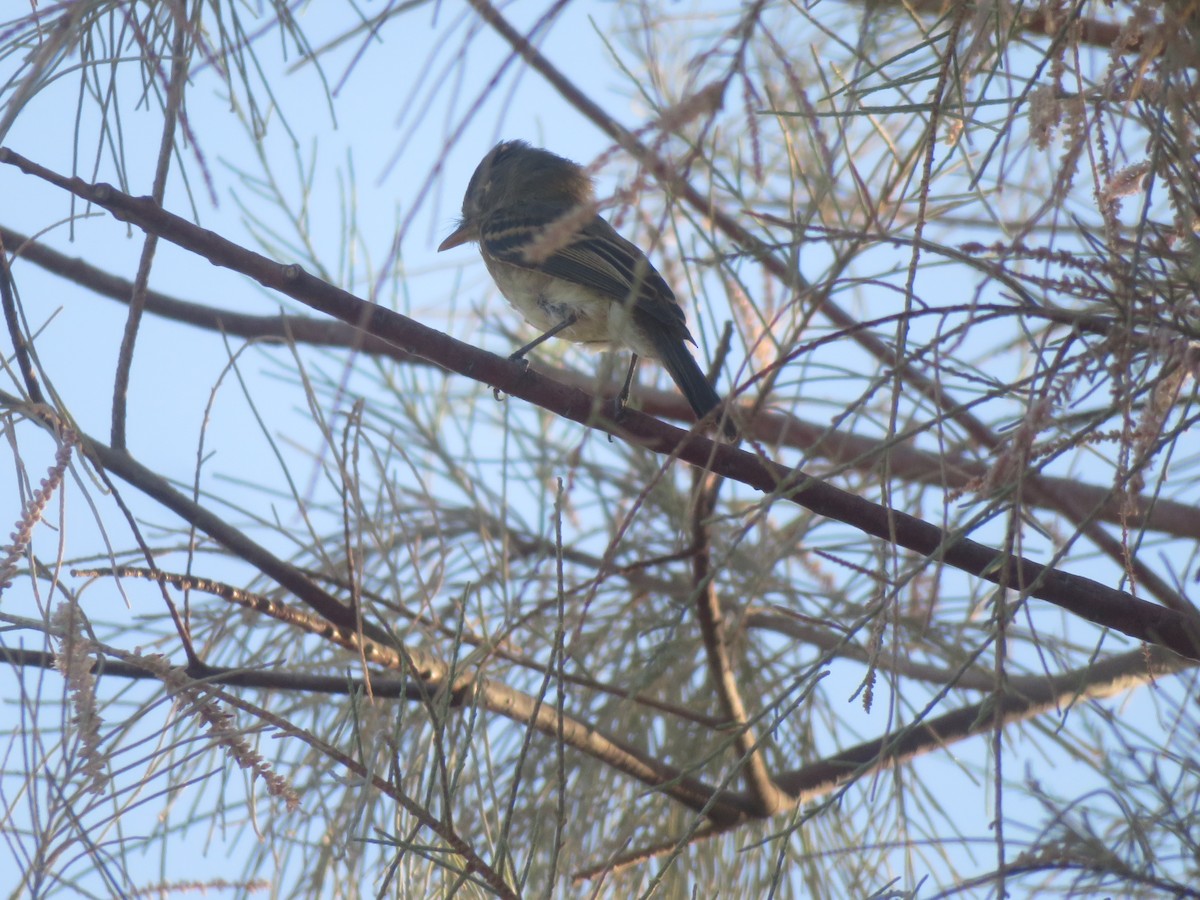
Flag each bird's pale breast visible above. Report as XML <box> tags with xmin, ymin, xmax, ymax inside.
<box><xmin>484</xmin><ymin>256</ymin><xmax>660</xmax><ymax>358</ymax></box>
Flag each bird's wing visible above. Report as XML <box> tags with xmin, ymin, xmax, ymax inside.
<box><xmin>481</xmin><ymin>206</ymin><xmax>695</xmax><ymax>343</ymax></box>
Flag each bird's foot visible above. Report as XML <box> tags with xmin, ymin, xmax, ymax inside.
<box><xmin>494</xmin><ymin>353</ymin><xmax>531</xmax><ymax>401</ymax></box>
<box><xmin>602</xmin><ymin>391</ymin><xmax>634</xmax><ymax>442</ymax></box>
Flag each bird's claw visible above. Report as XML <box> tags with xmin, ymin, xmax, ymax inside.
<box><xmin>494</xmin><ymin>354</ymin><xmax>531</xmax><ymax>402</ymax></box>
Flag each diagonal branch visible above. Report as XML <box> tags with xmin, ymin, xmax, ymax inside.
<box><xmin>461</xmin><ymin>0</ymin><xmax>1190</xmax><ymax>613</ymax></box>
<box><xmin>0</xmin><ymin>416</ymin><xmax>756</xmax><ymax>823</ymax></box>
<box><xmin>6</xmin><ymin>223</ymin><xmax>1196</xmax><ymax>542</ymax></box>
<box><xmin>3</xmin><ymin>149</ymin><xmax>1196</xmax><ymax>662</ymax></box>
<box><xmin>573</xmin><ymin>643</ymin><xmax>1191</xmax><ymax>879</ymax></box>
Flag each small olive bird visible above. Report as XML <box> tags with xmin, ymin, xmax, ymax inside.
<box><xmin>438</xmin><ymin>140</ymin><xmax>735</xmax><ymax>437</ymax></box>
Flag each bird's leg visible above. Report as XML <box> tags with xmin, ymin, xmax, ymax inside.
<box><xmin>508</xmin><ymin>314</ymin><xmax>578</xmax><ymax>363</ymax></box>
<box><xmin>616</xmin><ymin>353</ymin><xmax>639</xmax><ymax>417</ymax></box>
<box><xmin>601</xmin><ymin>353</ymin><xmax>640</xmax><ymax>442</ymax></box>
<box><xmin>495</xmin><ymin>314</ymin><xmax>579</xmax><ymax>402</ymax></box>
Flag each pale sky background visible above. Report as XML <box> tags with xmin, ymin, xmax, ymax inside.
<box><xmin>0</xmin><ymin>3</ymin><xmax>1191</xmax><ymax>896</ymax></box>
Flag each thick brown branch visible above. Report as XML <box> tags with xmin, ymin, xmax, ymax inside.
<box><xmin>3</xmin><ymin>151</ymin><xmax>1196</xmax><ymax>662</ymax></box>
<box><xmin>5</xmin><ymin>223</ymin><xmax>1195</xmax><ymax>541</ymax></box>
<box><xmin>461</xmin><ymin>0</ymin><xmax>1190</xmax><ymax>612</ymax></box>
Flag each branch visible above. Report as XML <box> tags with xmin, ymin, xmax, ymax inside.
<box><xmin>574</xmin><ymin>643</ymin><xmax>1191</xmax><ymax>879</ymax></box>
<box><xmin>5</xmin><ymin>223</ymin><xmax>1196</xmax><ymax>542</ymax></box>
<box><xmin>691</xmin><ymin>471</ymin><xmax>790</xmax><ymax>816</ymax></box>
<box><xmin>3</xmin><ymin>150</ymin><xmax>1196</xmax><ymax>664</ymax></box>
<box><xmin>460</xmin><ymin>0</ymin><xmax>1191</xmax><ymax>612</ymax></box>
<box><xmin>0</xmin><ymin>431</ymin><xmax>754</xmax><ymax>822</ymax></box>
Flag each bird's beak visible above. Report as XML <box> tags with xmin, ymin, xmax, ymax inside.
<box><xmin>437</xmin><ymin>221</ymin><xmax>477</xmax><ymax>252</ymax></box>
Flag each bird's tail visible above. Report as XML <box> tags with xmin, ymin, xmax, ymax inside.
<box><xmin>651</xmin><ymin>333</ymin><xmax>737</xmax><ymax>439</ymax></box>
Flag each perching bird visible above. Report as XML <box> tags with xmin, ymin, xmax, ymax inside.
<box><xmin>438</xmin><ymin>140</ymin><xmax>735</xmax><ymax>438</ymax></box>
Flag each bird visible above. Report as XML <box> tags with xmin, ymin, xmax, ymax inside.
<box><xmin>437</xmin><ymin>140</ymin><xmax>736</xmax><ymax>438</ymax></box>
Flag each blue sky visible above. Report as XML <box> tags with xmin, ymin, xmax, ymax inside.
<box><xmin>0</xmin><ymin>3</ymin><xmax>1194</xmax><ymax>896</ymax></box>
